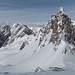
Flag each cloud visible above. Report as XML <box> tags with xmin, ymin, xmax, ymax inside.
<box><xmin>0</xmin><ymin>3</ymin><xmax>24</xmax><ymax>8</ymax></box>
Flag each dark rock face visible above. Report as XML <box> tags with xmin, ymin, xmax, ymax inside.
<box><xmin>49</xmin><ymin>67</ymin><xmax>65</xmax><ymax>71</ymax></box>
<box><xmin>11</xmin><ymin>23</ymin><xmax>33</xmax><ymax>38</ymax></box>
<box><xmin>23</xmin><ymin>25</ymin><xmax>33</xmax><ymax>35</ymax></box>
<box><xmin>0</xmin><ymin>25</ymin><xmax>11</xmax><ymax>47</ymax></box>
<box><xmin>0</xmin><ymin>32</ymin><xmax>5</xmax><ymax>47</ymax></box>
<box><xmin>38</xmin><ymin>7</ymin><xmax>75</xmax><ymax>54</ymax></box>
<box><xmin>2</xmin><ymin>25</ymin><xmax>11</xmax><ymax>38</ymax></box>
<box><xmin>20</xmin><ymin>41</ymin><xmax>28</xmax><ymax>50</ymax></box>
<box><xmin>20</xmin><ymin>42</ymin><xmax>25</xmax><ymax>50</ymax></box>
<box><xmin>45</xmin><ymin>7</ymin><xmax>75</xmax><ymax>45</ymax></box>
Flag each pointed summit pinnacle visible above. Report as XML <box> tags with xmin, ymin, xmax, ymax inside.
<box><xmin>60</xmin><ymin>7</ymin><xmax>65</xmax><ymax>12</ymax></box>
<box><xmin>58</xmin><ymin>7</ymin><xmax>65</xmax><ymax>14</ymax></box>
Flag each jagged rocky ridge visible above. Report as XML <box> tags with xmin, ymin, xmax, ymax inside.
<box><xmin>39</xmin><ymin>7</ymin><xmax>75</xmax><ymax>53</ymax></box>
<box><xmin>0</xmin><ymin>23</ymin><xmax>33</xmax><ymax>47</ymax></box>
<box><xmin>0</xmin><ymin>25</ymin><xmax>11</xmax><ymax>47</ymax></box>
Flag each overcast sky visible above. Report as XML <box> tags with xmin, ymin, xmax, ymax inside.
<box><xmin>0</xmin><ymin>0</ymin><xmax>75</xmax><ymax>23</ymax></box>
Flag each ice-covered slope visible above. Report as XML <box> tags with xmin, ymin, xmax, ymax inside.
<box><xmin>0</xmin><ymin>7</ymin><xmax>75</xmax><ymax>73</ymax></box>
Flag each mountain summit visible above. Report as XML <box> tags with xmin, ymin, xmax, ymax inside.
<box><xmin>58</xmin><ymin>7</ymin><xmax>65</xmax><ymax>14</ymax></box>
<box><xmin>39</xmin><ymin>7</ymin><xmax>75</xmax><ymax>47</ymax></box>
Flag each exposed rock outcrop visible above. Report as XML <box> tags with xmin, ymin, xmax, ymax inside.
<box><xmin>0</xmin><ymin>25</ymin><xmax>11</xmax><ymax>47</ymax></box>
<box><xmin>0</xmin><ymin>23</ymin><xmax>33</xmax><ymax>48</ymax></box>
<box><xmin>40</xmin><ymin>7</ymin><xmax>75</xmax><ymax>46</ymax></box>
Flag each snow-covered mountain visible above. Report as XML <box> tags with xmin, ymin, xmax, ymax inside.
<box><xmin>0</xmin><ymin>7</ymin><xmax>75</xmax><ymax>74</ymax></box>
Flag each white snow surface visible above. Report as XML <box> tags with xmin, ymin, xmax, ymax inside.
<box><xmin>0</xmin><ymin>25</ymin><xmax>75</xmax><ymax>74</ymax></box>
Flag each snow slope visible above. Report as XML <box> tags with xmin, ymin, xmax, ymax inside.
<box><xmin>0</xmin><ymin>37</ymin><xmax>74</xmax><ymax>73</ymax></box>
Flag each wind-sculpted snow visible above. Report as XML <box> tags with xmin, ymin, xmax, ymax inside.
<box><xmin>0</xmin><ymin>7</ymin><xmax>75</xmax><ymax>74</ymax></box>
